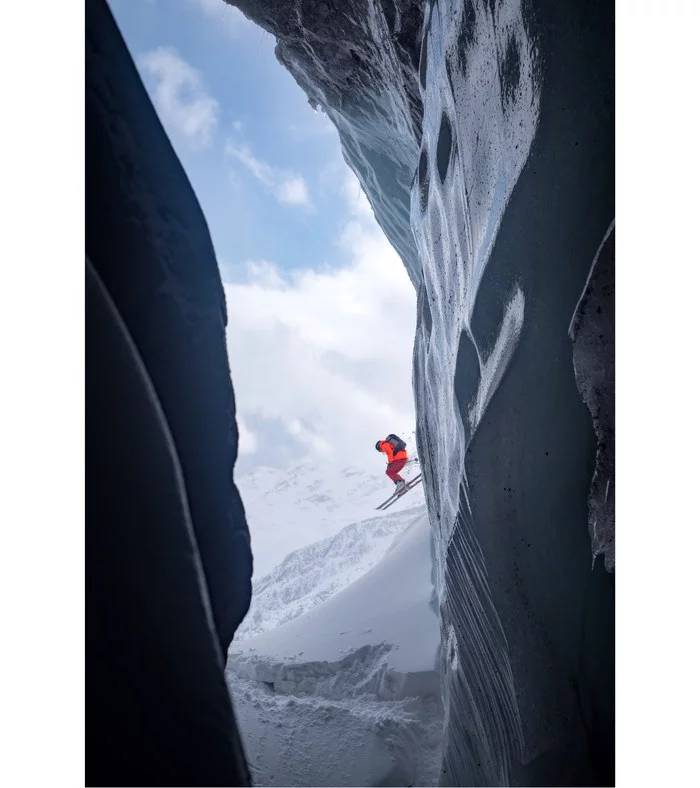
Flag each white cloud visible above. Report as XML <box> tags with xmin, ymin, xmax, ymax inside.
<box><xmin>225</xmin><ymin>141</ymin><xmax>313</xmax><ymax>208</ymax></box>
<box><xmin>188</xmin><ymin>0</ymin><xmax>257</xmax><ymax>37</ymax></box>
<box><xmin>287</xmin><ymin>420</ymin><xmax>333</xmax><ymax>456</ymax></box>
<box><xmin>276</xmin><ymin>176</ymin><xmax>312</xmax><ymax>207</ymax></box>
<box><xmin>237</xmin><ymin>418</ymin><xmax>258</xmax><ymax>455</ymax></box>
<box><xmin>139</xmin><ymin>47</ymin><xmax>218</xmax><ymax>148</ymax></box>
<box><xmin>223</xmin><ymin>169</ymin><xmax>417</xmax><ymax>469</ymax></box>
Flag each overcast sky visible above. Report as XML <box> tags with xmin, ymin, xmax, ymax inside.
<box><xmin>108</xmin><ymin>0</ymin><xmax>418</xmax><ymax>474</ymax></box>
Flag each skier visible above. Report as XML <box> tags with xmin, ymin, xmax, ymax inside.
<box><xmin>375</xmin><ymin>433</ymin><xmax>409</xmax><ymax>491</ymax></box>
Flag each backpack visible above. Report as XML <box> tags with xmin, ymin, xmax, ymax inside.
<box><xmin>385</xmin><ymin>433</ymin><xmax>407</xmax><ymax>454</ymax></box>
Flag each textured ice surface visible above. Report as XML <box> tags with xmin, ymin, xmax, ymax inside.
<box><xmin>411</xmin><ymin>4</ymin><xmax>539</xmax><ymax>782</ymax></box>
<box><xmin>412</xmin><ymin>0</ymin><xmax>539</xmax><ymax>585</ymax></box>
<box><xmin>570</xmin><ymin>222</ymin><xmax>615</xmax><ymax>570</ymax></box>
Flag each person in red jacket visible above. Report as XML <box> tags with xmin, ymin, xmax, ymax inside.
<box><xmin>375</xmin><ymin>433</ymin><xmax>409</xmax><ymax>490</ymax></box>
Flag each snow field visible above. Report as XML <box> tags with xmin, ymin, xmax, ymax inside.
<box><xmin>227</xmin><ymin>512</ymin><xmax>443</xmax><ymax>786</ymax></box>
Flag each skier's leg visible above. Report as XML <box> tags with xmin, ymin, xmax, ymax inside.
<box><xmin>386</xmin><ymin>459</ymin><xmax>407</xmax><ymax>483</ymax></box>
<box><xmin>385</xmin><ymin>462</ymin><xmax>400</xmax><ymax>482</ymax></box>
<box><xmin>393</xmin><ymin>457</ymin><xmax>407</xmax><ymax>482</ymax></box>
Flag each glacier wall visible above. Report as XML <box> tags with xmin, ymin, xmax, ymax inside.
<box><xmin>86</xmin><ymin>1</ymin><xmax>253</xmax><ymax>783</ymax></box>
<box><xmin>231</xmin><ymin>0</ymin><xmax>614</xmax><ymax>785</ymax></box>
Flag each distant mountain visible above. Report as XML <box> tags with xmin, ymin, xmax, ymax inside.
<box><xmin>235</xmin><ymin>503</ymin><xmax>426</xmax><ymax>641</ymax></box>
<box><xmin>236</xmin><ymin>457</ymin><xmax>424</xmax><ymax>578</ymax></box>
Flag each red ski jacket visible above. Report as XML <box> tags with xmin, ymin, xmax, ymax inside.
<box><xmin>377</xmin><ymin>440</ymin><xmax>408</xmax><ymax>463</ymax></box>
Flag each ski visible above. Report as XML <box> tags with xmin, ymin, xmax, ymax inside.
<box><xmin>375</xmin><ymin>474</ymin><xmax>423</xmax><ymax>511</ymax></box>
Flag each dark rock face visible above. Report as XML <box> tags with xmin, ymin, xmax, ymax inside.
<box><xmin>570</xmin><ymin>223</ymin><xmax>616</xmax><ymax>572</ymax></box>
<box><xmin>86</xmin><ymin>1</ymin><xmax>252</xmax><ymax>783</ymax></box>
<box><xmin>232</xmin><ymin>0</ymin><xmax>614</xmax><ymax>785</ymax></box>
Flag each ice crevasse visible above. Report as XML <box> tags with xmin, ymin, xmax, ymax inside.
<box><xmin>231</xmin><ymin>0</ymin><xmax>615</xmax><ymax>784</ymax></box>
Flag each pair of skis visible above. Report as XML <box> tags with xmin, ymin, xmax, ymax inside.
<box><xmin>375</xmin><ymin>473</ymin><xmax>423</xmax><ymax>511</ymax></box>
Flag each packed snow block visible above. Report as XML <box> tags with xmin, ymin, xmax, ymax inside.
<box><xmin>86</xmin><ymin>261</ymin><xmax>250</xmax><ymax>786</ymax></box>
<box><xmin>85</xmin><ymin>0</ymin><xmax>252</xmax><ymax>658</ymax></box>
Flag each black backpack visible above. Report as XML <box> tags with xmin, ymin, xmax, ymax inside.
<box><xmin>385</xmin><ymin>433</ymin><xmax>407</xmax><ymax>453</ymax></box>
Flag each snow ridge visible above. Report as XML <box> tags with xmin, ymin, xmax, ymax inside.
<box><xmin>235</xmin><ymin>503</ymin><xmax>426</xmax><ymax>640</ymax></box>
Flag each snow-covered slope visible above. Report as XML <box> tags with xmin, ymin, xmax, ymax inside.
<box><xmin>235</xmin><ymin>503</ymin><xmax>426</xmax><ymax>640</ymax></box>
<box><xmin>227</xmin><ymin>512</ymin><xmax>442</xmax><ymax>787</ymax></box>
<box><xmin>236</xmin><ymin>457</ymin><xmax>423</xmax><ymax>578</ymax></box>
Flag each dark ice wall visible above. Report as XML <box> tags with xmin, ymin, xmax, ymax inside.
<box><xmin>86</xmin><ymin>1</ymin><xmax>252</xmax><ymax>783</ymax></box>
<box><xmin>444</xmin><ymin>0</ymin><xmax>614</xmax><ymax>783</ymax></box>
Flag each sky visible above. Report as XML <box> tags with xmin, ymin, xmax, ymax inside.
<box><xmin>107</xmin><ymin>0</ymin><xmax>419</xmax><ymax>475</ymax></box>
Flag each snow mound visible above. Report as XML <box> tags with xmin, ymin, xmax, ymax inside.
<box><xmin>230</xmin><ymin>512</ymin><xmax>439</xmax><ymax>676</ymax></box>
<box><xmin>227</xmin><ymin>513</ymin><xmax>442</xmax><ymax>786</ymax></box>
<box><xmin>235</xmin><ymin>503</ymin><xmax>426</xmax><ymax>641</ymax></box>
